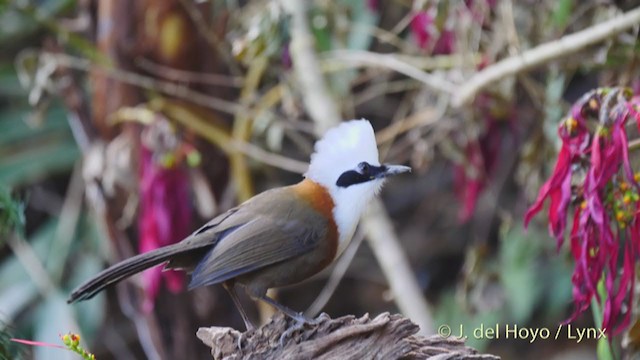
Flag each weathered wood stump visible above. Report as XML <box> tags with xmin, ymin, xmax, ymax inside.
<box><xmin>197</xmin><ymin>312</ymin><xmax>500</xmax><ymax>360</ymax></box>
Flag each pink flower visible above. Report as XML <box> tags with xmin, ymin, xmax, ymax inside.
<box><xmin>138</xmin><ymin>121</ymin><xmax>193</xmax><ymax>312</ymax></box>
<box><xmin>524</xmin><ymin>109</ymin><xmax>589</xmax><ymax>245</ymax></box>
<box><xmin>410</xmin><ymin>11</ymin><xmax>434</xmax><ymax>50</ymax></box>
<box><xmin>526</xmin><ymin>88</ymin><xmax>640</xmax><ymax>334</ymax></box>
<box><xmin>454</xmin><ymin>95</ymin><xmax>514</xmax><ymax>222</ymax></box>
<box><xmin>453</xmin><ymin>141</ymin><xmax>485</xmax><ymax>222</ymax></box>
<box><xmin>366</xmin><ymin>0</ymin><xmax>378</xmax><ymax>12</ymax></box>
<box><xmin>409</xmin><ymin>10</ymin><xmax>456</xmax><ymax>54</ymax></box>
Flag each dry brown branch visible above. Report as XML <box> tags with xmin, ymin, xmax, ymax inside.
<box><xmin>197</xmin><ymin>312</ymin><xmax>500</xmax><ymax>360</ymax></box>
<box><xmin>135</xmin><ymin>57</ymin><xmax>243</xmax><ymax>87</ymax></box>
<box><xmin>35</xmin><ymin>51</ymin><xmax>243</xmax><ymax>115</ymax></box>
<box><xmin>323</xmin><ymin>50</ymin><xmax>458</xmax><ymax>96</ymax></box>
<box><xmin>280</xmin><ymin>0</ymin><xmax>341</xmax><ymax>134</ymax></box>
<box><xmin>177</xmin><ymin>0</ymin><xmax>241</xmax><ymax>75</ymax></box>
<box><xmin>452</xmin><ymin>5</ymin><xmax>640</xmax><ymax>106</ymax></box>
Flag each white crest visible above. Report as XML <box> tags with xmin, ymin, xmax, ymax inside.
<box><xmin>305</xmin><ymin>119</ymin><xmax>380</xmax><ymax>186</ymax></box>
<box><xmin>304</xmin><ymin>119</ymin><xmax>384</xmax><ymax>256</ymax></box>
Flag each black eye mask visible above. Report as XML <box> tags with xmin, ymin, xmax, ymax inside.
<box><xmin>336</xmin><ymin>162</ymin><xmax>388</xmax><ymax>188</ymax></box>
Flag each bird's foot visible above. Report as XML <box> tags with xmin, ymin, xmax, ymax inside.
<box><xmin>237</xmin><ymin>333</ymin><xmax>244</xmax><ymax>350</ymax></box>
<box><xmin>278</xmin><ymin>312</ymin><xmax>329</xmax><ymax>347</ymax></box>
<box><xmin>237</xmin><ymin>324</ymin><xmax>255</xmax><ymax>351</ymax></box>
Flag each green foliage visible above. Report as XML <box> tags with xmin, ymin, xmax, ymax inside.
<box><xmin>0</xmin><ymin>104</ymin><xmax>79</xmax><ymax>188</ymax></box>
<box><xmin>0</xmin><ymin>214</ymin><xmax>106</xmax><ymax>359</ymax></box>
<box><xmin>500</xmin><ymin>222</ymin><xmax>573</xmax><ymax>323</ymax></box>
<box><xmin>434</xmin><ymin>221</ymin><xmax>574</xmax><ymax>351</ymax></box>
<box><xmin>593</xmin><ymin>279</ymin><xmax>616</xmax><ymax>360</ymax></box>
<box><xmin>0</xmin><ymin>187</ymin><xmax>25</xmax><ymax>240</ymax></box>
<box><xmin>551</xmin><ymin>0</ymin><xmax>574</xmax><ymax>29</ymax></box>
<box><xmin>0</xmin><ymin>322</ymin><xmax>24</xmax><ymax>360</ymax></box>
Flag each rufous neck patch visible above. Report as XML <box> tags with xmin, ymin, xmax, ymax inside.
<box><xmin>293</xmin><ymin>179</ymin><xmax>336</xmax><ymax>219</ymax></box>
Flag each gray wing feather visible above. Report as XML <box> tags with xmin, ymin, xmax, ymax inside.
<box><xmin>188</xmin><ymin>212</ymin><xmax>324</xmax><ymax>289</ymax></box>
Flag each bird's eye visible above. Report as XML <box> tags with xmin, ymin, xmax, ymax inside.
<box><xmin>358</xmin><ymin>162</ymin><xmax>370</xmax><ymax>174</ymax></box>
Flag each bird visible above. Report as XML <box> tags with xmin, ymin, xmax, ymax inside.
<box><xmin>67</xmin><ymin>119</ymin><xmax>411</xmax><ymax>331</ymax></box>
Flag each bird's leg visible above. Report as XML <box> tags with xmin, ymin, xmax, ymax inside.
<box><xmin>254</xmin><ymin>293</ymin><xmax>325</xmax><ymax>346</ymax></box>
<box><xmin>255</xmin><ymin>293</ymin><xmax>310</xmax><ymax>323</ymax></box>
<box><xmin>223</xmin><ymin>281</ymin><xmax>256</xmax><ymax>332</ymax></box>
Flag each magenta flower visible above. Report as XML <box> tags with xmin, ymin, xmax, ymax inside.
<box><xmin>525</xmin><ymin>104</ymin><xmax>589</xmax><ymax>245</ymax></box>
<box><xmin>138</xmin><ymin>121</ymin><xmax>194</xmax><ymax>312</ymax></box>
<box><xmin>432</xmin><ymin>29</ymin><xmax>455</xmax><ymax>55</ymax></box>
<box><xmin>454</xmin><ymin>95</ymin><xmax>513</xmax><ymax>222</ymax></box>
<box><xmin>526</xmin><ymin>88</ymin><xmax>640</xmax><ymax>334</ymax></box>
<box><xmin>366</xmin><ymin>0</ymin><xmax>378</xmax><ymax>12</ymax></box>
<box><xmin>453</xmin><ymin>140</ymin><xmax>485</xmax><ymax>222</ymax></box>
<box><xmin>410</xmin><ymin>11</ymin><xmax>434</xmax><ymax>50</ymax></box>
<box><xmin>409</xmin><ymin>10</ymin><xmax>456</xmax><ymax>55</ymax></box>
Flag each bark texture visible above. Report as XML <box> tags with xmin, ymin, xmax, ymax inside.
<box><xmin>197</xmin><ymin>312</ymin><xmax>500</xmax><ymax>360</ymax></box>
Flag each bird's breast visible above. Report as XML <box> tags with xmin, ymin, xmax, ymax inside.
<box><xmin>293</xmin><ymin>179</ymin><xmax>339</xmax><ymax>270</ymax></box>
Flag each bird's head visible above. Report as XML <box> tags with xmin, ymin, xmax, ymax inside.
<box><xmin>305</xmin><ymin>119</ymin><xmax>411</xmax><ymax>249</ymax></box>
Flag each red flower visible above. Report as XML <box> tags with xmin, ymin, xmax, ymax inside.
<box><xmin>454</xmin><ymin>95</ymin><xmax>514</xmax><ymax>222</ymax></box>
<box><xmin>366</xmin><ymin>0</ymin><xmax>378</xmax><ymax>12</ymax></box>
<box><xmin>524</xmin><ymin>112</ymin><xmax>589</xmax><ymax>245</ymax></box>
<box><xmin>409</xmin><ymin>10</ymin><xmax>456</xmax><ymax>55</ymax></box>
<box><xmin>526</xmin><ymin>88</ymin><xmax>640</xmax><ymax>334</ymax></box>
<box><xmin>410</xmin><ymin>11</ymin><xmax>434</xmax><ymax>50</ymax></box>
<box><xmin>138</xmin><ymin>120</ymin><xmax>193</xmax><ymax>312</ymax></box>
<box><xmin>432</xmin><ymin>29</ymin><xmax>455</xmax><ymax>55</ymax></box>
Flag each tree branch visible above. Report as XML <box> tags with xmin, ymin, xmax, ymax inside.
<box><xmin>197</xmin><ymin>313</ymin><xmax>499</xmax><ymax>360</ymax></box>
<box><xmin>452</xmin><ymin>6</ymin><xmax>640</xmax><ymax>106</ymax></box>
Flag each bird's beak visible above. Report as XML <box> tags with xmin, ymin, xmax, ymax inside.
<box><xmin>376</xmin><ymin>164</ymin><xmax>412</xmax><ymax>179</ymax></box>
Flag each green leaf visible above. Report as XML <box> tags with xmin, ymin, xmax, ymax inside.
<box><xmin>0</xmin><ymin>219</ymin><xmax>57</xmax><ymax>292</ymax></box>
<box><xmin>0</xmin><ymin>186</ymin><xmax>25</xmax><ymax>238</ymax></box>
<box><xmin>551</xmin><ymin>0</ymin><xmax>573</xmax><ymax>29</ymax></box>
<box><xmin>433</xmin><ymin>290</ymin><xmax>501</xmax><ymax>351</ymax></box>
<box><xmin>0</xmin><ymin>105</ymin><xmax>79</xmax><ymax>187</ymax></box>
<box><xmin>593</xmin><ymin>279</ymin><xmax>615</xmax><ymax>360</ymax></box>
<box><xmin>499</xmin><ymin>224</ymin><xmax>544</xmax><ymax>323</ymax></box>
<box><xmin>0</xmin><ymin>141</ymin><xmax>78</xmax><ymax>187</ymax></box>
<box><xmin>0</xmin><ymin>219</ymin><xmax>64</xmax><ymax>325</ymax></box>
<box><xmin>0</xmin><ymin>319</ymin><xmax>24</xmax><ymax>360</ymax></box>
<box><xmin>0</xmin><ymin>63</ymin><xmax>27</xmax><ymax>98</ymax></box>
<box><xmin>340</xmin><ymin>0</ymin><xmax>377</xmax><ymax>51</ymax></box>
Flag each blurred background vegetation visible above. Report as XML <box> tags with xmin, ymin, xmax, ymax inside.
<box><xmin>0</xmin><ymin>0</ymin><xmax>639</xmax><ymax>359</ymax></box>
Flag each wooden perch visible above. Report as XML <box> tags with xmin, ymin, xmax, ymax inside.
<box><xmin>197</xmin><ymin>313</ymin><xmax>500</xmax><ymax>360</ymax></box>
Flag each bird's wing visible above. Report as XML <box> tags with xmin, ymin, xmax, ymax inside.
<box><xmin>187</xmin><ymin>194</ymin><xmax>328</xmax><ymax>288</ymax></box>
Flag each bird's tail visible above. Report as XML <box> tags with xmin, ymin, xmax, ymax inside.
<box><xmin>67</xmin><ymin>243</ymin><xmax>195</xmax><ymax>303</ymax></box>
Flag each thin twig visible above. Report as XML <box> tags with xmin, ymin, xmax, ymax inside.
<box><xmin>177</xmin><ymin>0</ymin><xmax>242</xmax><ymax>75</ymax></box>
<box><xmin>39</xmin><ymin>51</ymin><xmax>243</xmax><ymax>115</ymax></box>
<box><xmin>230</xmin><ymin>140</ymin><xmax>307</xmax><ymax>174</ymax></box>
<box><xmin>323</xmin><ymin>50</ymin><xmax>457</xmax><ymax>96</ymax></box>
<box><xmin>135</xmin><ymin>57</ymin><xmax>243</xmax><ymax>87</ymax></box>
<box><xmin>7</xmin><ymin>234</ymin><xmax>56</xmax><ymax>296</ymax></box>
<box><xmin>149</xmin><ymin>98</ymin><xmax>309</xmax><ymax>173</ymax></box>
<box><xmin>361</xmin><ymin>200</ymin><xmax>435</xmax><ymax>335</ymax></box>
<box><xmin>305</xmin><ymin>230</ymin><xmax>366</xmax><ymax>317</ymax></box>
<box><xmin>452</xmin><ymin>6</ymin><xmax>640</xmax><ymax>107</ymax></box>
<box><xmin>280</xmin><ymin>0</ymin><xmax>341</xmax><ymax>134</ymax></box>
<box><xmin>628</xmin><ymin>137</ymin><xmax>640</xmax><ymax>151</ymax></box>
<box><xmin>376</xmin><ymin>107</ymin><xmax>439</xmax><ymax>145</ymax></box>
<box><xmin>50</xmin><ymin>162</ymin><xmax>85</xmax><ymax>284</ymax></box>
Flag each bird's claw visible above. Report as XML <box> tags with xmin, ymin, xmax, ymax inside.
<box><xmin>278</xmin><ymin>313</ymin><xmax>327</xmax><ymax>347</ymax></box>
<box><xmin>237</xmin><ymin>332</ymin><xmax>245</xmax><ymax>350</ymax></box>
